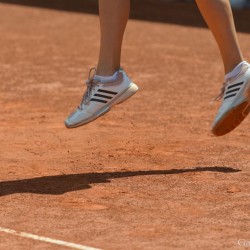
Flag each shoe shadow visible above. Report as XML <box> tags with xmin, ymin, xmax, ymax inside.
<box><xmin>0</xmin><ymin>166</ymin><xmax>240</xmax><ymax>197</ymax></box>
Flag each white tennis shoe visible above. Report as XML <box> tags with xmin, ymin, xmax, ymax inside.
<box><xmin>65</xmin><ymin>68</ymin><xmax>139</xmax><ymax>128</ymax></box>
<box><xmin>212</xmin><ymin>61</ymin><xmax>250</xmax><ymax>136</ymax></box>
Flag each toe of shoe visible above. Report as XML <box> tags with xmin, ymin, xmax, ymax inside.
<box><xmin>64</xmin><ymin>118</ymin><xmax>72</xmax><ymax>128</ymax></box>
<box><xmin>65</xmin><ymin>110</ymin><xmax>93</xmax><ymax>128</ymax></box>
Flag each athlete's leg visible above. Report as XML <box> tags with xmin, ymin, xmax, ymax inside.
<box><xmin>195</xmin><ymin>0</ymin><xmax>250</xmax><ymax>136</ymax></box>
<box><xmin>65</xmin><ymin>0</ymin><xmax>139</xmax><ymax>128</ymax></box>
<box><xmin>97</xmin><ymin>0</ymin><xmax>130</xmax><ymax>76</ymax></box>
<box><xmin>195</xmin><ymin>0</ymin><xmax>244</xmax><ymax>74</ymax></box>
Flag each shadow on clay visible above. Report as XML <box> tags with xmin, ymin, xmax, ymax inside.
<box><xmin>0</xmin><ymin>166</ymin><xmax>241</xmax><ymax>197</ymax></box>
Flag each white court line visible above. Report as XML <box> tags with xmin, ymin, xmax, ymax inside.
<box><xmin>0</xmin><ymin>226</ymin><xmax>101</xmax><ymax>250</ymax></box>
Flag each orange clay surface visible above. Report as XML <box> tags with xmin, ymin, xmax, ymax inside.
<box><xmin>0</xmin><ymin>3</ymin><xmax>250</xmax><ymax>250</ymax></box>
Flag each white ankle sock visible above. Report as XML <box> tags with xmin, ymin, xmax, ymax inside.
<box><xmin>94</xmin><ymin>71</ymin><xmax>119</xmax><ymax>83</ymax></box>
<box><xmin>224</xmin><ymin>61</ymin><xmax>248</xmax><ymax>82</ymax></box>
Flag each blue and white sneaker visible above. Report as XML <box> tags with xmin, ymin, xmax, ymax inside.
<box><xmin>65</xmin><ymin>68</ymin><xmax>139</xmax><ymax>128</ymax></box>
<box><xmin>212</xmin><ymin>61</ymin><xmax>250</xmax><ymax>136</ymax></box>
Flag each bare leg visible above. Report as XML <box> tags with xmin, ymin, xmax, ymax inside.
<box><xmin>195</xmin><ymin>0</ymin><xmax>244</xmax><ymax>74</ymax></box>
<box><xmin>97</xmin><ymin>0</ymin><xmax>130</xmax><ymax>76</ymax></box>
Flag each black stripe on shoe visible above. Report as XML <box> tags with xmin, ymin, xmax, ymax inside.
<box><xmin>225</xmin><ymin>87</ymin><xmax>240</xmax><ymax>95</ymax></box>
<box><xmin>227</xmin><ymin>81</ymin><xmax>244</xmax><ymax>89</ymax></box>
<box><xmin>90</xmin><ymin>98</ymin><xmax>108</xmax><ymax>103</ymax></box>
<box><xmin>224</xmin><ymin>93</ymin><xmax>237</xmax><ymax>100</ymax></box>
<box><xmin>94</xmin><ymin>94</ymin><xmax>113</xmax><ymax>99</ymax></box>
<box><xmin>98</xmin><ymin>89</ymin><xmax>118</xmax><ymax>95</ymax></box>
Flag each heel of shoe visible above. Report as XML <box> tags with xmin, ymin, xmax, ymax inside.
<box><xmin>115</xmin><ymin>83</ymin><xmax>139</xmax><ymax>105</ymax></box>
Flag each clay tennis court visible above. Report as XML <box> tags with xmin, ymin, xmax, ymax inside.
<box><xmin>0</xmin><ymin>2</ymin><xmax>249</xmax><ymax>249</ymax></box>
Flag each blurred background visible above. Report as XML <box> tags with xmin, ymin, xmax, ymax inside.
<box><xmin>183</xmin><ymin>0</ymin><xmax>250</xmax><ymax>9</ymax></box>
<box><xmin>160</xmin><ymin>0</ymin><xmax>250</xmax><ymax>9</ymax></box>
<box><xmin>0</xmin><ymin>0</ymin><xmax>250</xmax><ymax>32</ymax></box>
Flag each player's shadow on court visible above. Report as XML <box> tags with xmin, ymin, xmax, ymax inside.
<box><xmin>0</xmin><ymin>166</ymin><xmax>240</xmax><ymax>197</ymax></box>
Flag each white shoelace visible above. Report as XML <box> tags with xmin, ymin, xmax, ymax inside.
<box><xmin>78</xmin><ymin>68</ymin><xmax>99</xmax><ymax>109</ymax></box>
<box><xmin>214</xmin><ymin>82</ymin><xmax>228</xmax><ymax>102</ymax></box>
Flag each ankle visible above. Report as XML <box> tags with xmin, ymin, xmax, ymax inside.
<box><xmin>224</xmin><ymin>54</ymin><xmax>244</xmax><ymax>74</ymax></box>
<box><xmin>94</xmin><ymin>70</ymin><xmax>120</xmax><ymax>83</ymax></box>
<box><xmin>96</xmin><ymin>64</ymin><xmax>120</xmax><ymax>76</ymax></box>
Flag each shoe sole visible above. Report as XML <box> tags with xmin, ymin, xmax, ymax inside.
<box><xmin>212</xmin><ymin>80</ymin><xmax>250</xmax><ymax>136</ymax></box>
<box><xmin>212</xmin><ymin>101</ymin><xmax>250</xmax><ymax>136</ymax></box>
<box><xmin>65</xmin><ymin>83</ymin><xmax>139</xmax><ymax>128</ymax></box>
